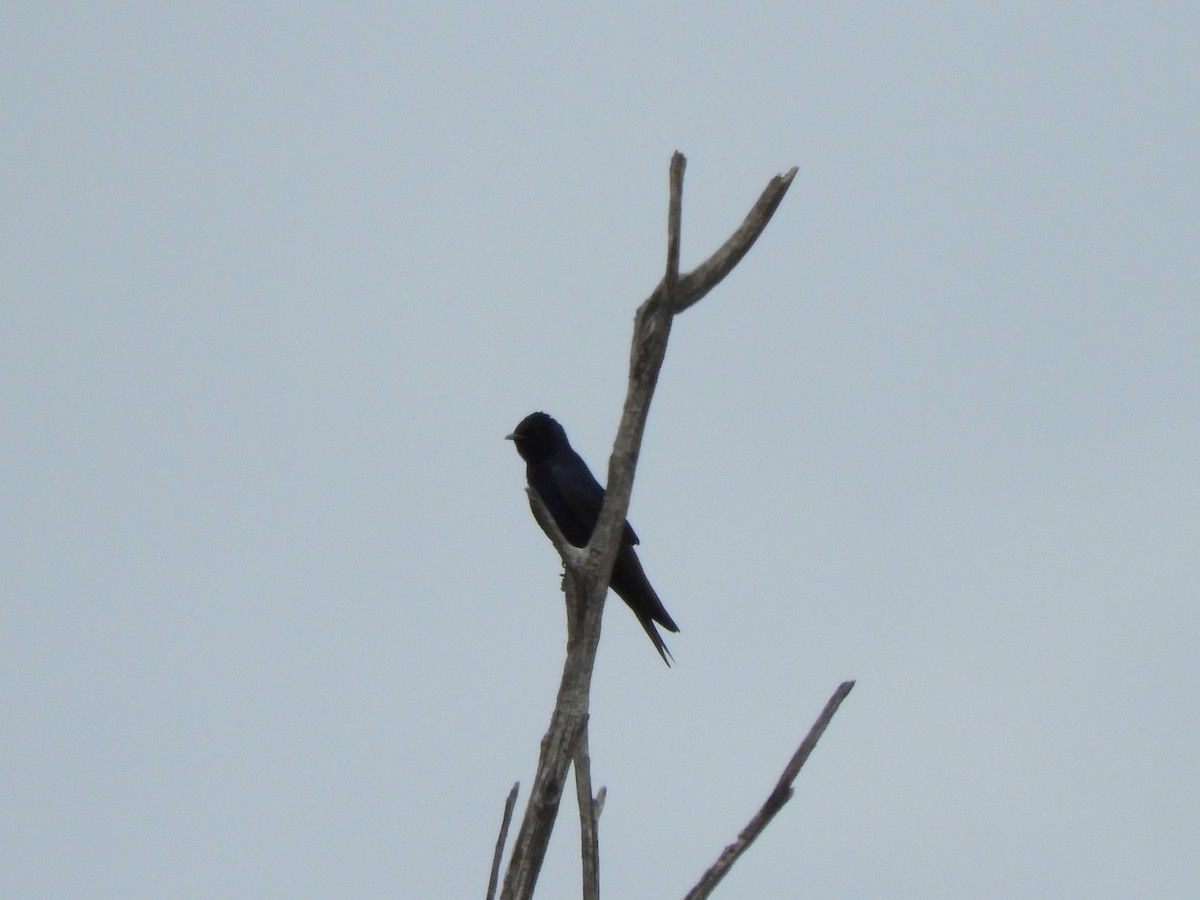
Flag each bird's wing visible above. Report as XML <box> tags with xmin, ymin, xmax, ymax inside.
<box><xmin>551</xmin><ymin>456</ymin><xmax>640</xmax><ymax>546</ymax></box>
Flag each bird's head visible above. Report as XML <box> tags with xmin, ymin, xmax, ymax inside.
<box><xmin>506</xmin><ymin>411</ymin><xmax>567</xmax><ymax>464</ymax></box>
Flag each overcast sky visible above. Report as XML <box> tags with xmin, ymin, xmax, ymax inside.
<box><xmin>4</xmin><ymin>3</ymin><xmax>1198</xmax><ymax>898</ymax></box>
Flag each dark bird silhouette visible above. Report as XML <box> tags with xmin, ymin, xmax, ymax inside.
<box><xmin>506</xmin><ymin>412</ymin><xmax>679</xmax><ymax>665</ymax></box>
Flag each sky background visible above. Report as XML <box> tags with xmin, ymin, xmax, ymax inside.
<box><xmin>4</xmin><ymin>3</ymin><xmax>1198</xmax><ymax>898</ymax></box>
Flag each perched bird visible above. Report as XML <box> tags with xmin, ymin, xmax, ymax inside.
<box><xmin>506</xmin><ymin>412</ymin><xmax>679</xmax><ymax>665</ymax></box>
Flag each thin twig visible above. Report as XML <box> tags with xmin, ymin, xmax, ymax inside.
<box><xmin>664</xmin><ymin>152</ymin><xmax>685</xmax><ymax>311</ymax></box>
<box><xmin>684</xmin><ymin>681</ymin><xmax>856</xmax><ymax>900</ymax></box>
<box><xmin>573</xmin><ymin>722</ymin><xmax>600</xmax><ymax>900</ymax></box>
<box><xmin>486</xmin><ymin>782</ymin><xmax>520</xmax><ymax>900</ymax></box>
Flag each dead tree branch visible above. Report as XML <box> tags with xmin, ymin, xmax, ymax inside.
<box><xmin>684</xmin><ymin>680</ymin><xmax>857</xmax><ymax>900</ymax></box>
<box><xmin>573</xmin><ymin>722</ymin><xmax>600</xmax><ymax>900</ymax></box>
<box><xmin>486</xmin><ymin>782</ymin><xmax>520</xmax><ymax>900</ymax></box>
<box><xmin>498</xmin><ymin>153</ymin><xmax>799</xmax><ymax>900</ymax></box>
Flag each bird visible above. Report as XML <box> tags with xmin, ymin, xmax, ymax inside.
<box><xmin>506</xmin><ymin>411</ymin><xmax>679</xmax><ymax>665</ymax></box>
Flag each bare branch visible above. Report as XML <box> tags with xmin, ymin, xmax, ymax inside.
<box><xmin>525</xmin><ymin>487</ymin><xmax>586</xmax><ymax>571</ymax></box>
<box><xmin>659</xmin><ymin>166</ymin><xmax>798</xmax><ymax>314</ymax></box>
<box><xmin>486</xmin><ymin>782</ymin><xmax>520</xmax><ymax>900</ymax></box>
<box><xmin>684</xmin><ymin>680</ymin><xmax>856</xmax><ymax>900</ymax></box>
<box><xmin>499</xmin><ymin>154</ymin><xmax>799</xmax><ymax>900</ymax></box>
<box><xmin>589</xmin><ymin>153</ymin><xmax>688</xmax><ymax>572</ymax></box>
<box><xmin>592</xmin><ymin>159</ymin><xmax>795</xmax><ymax>565</ymax></box>
<box><xmin>573</xmin><ymin>722</ymin><xmax>600</xmax><ymax>900</ymax></box>
<box><xmin>501</xmin><ymin>710</ymin><xmax>590</xmax><ymax>900</ymax></box>
<box><xmin>664</xmin><ymin>151</ymin><xmax>685</xmax><ymax>310</ymax></box>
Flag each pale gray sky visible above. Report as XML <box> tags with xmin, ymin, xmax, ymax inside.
<box><xmin>4</xmin><ymin>3</ymin><xmax>1198</xmax><ymax>898</ymax></box>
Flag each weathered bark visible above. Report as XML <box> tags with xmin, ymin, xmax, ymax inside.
<box><xmin>494</xmin><ymin>154</ymin><xmax>842</xmax><ymax>900</ymax></box>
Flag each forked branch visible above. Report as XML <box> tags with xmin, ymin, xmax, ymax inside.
<box><xmin>497</xmin><ymin>154</ymin><xmax>801</xmax><ymax>900</ymax></box>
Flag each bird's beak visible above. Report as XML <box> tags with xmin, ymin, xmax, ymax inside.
<box><xmin>504</xmin><ymin>432</ymin><xmax>517</xmax><ymax>441</ymax></box>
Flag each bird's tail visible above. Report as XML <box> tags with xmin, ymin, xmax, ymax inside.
<box><xmin>635</xmin><ymin>612</ymin><xmax>675</xmax><ymax>667</ymax></box>
<box><xmin>610</xmin><ymin>545</ymin><xmax>680</xmax><ymax>665</ymax></box>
